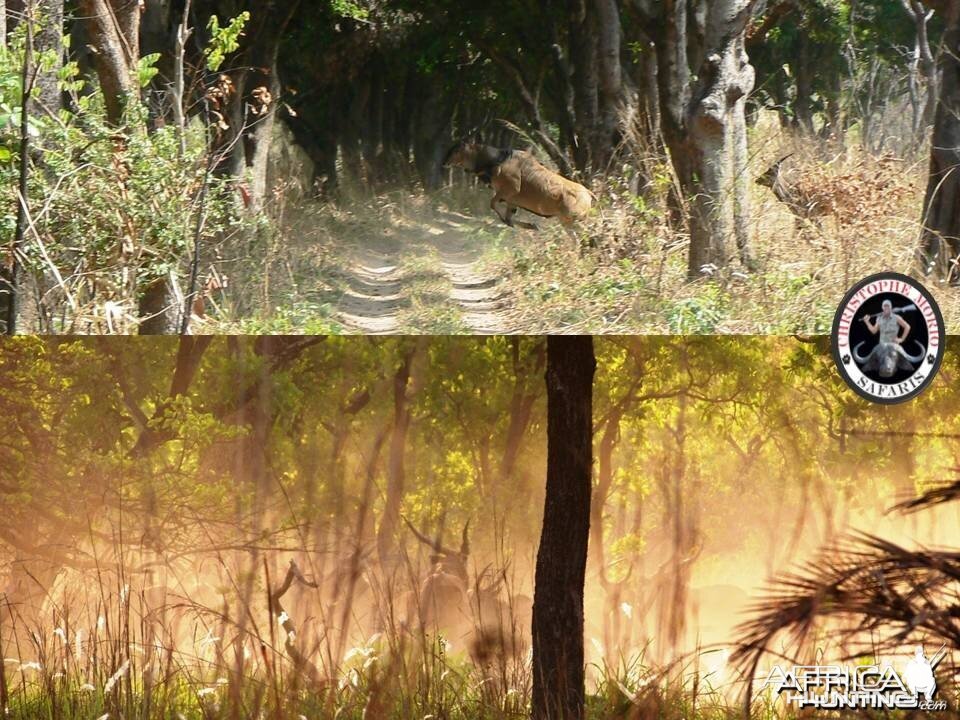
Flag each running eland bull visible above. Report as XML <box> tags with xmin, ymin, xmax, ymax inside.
<box><xmin>443</xmin><ymin>139</ymin><xmax>594</xmax><ymax>229</ymax></box>
<box><xmin>402</xmin><ymin>517</ymin><xmax>531</xmax><ymax>666</ymax></box>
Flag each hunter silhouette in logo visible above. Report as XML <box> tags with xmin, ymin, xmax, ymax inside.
<box><xmin>903</xmin><ymin>645</ymin><xmax>945</xmax><ymax>703</ymax></box>
<box><xmin>855</xmin><ymin>299</ymin><xmax>926</xmax><ymax>378</ymax></box>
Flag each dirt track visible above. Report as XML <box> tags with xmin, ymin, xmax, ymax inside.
<box><xmin>333</xmin><ymin>209</ymin><xmax>515</xmax><ymax>334</ymax></box>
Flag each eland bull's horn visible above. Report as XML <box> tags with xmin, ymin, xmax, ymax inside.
<box><xmin>852</xmin><ymin>341</ymin><xmax>876</xmax><ymax>364</ymax></box>
<box><xmin>771</xmin><ymin>152</ymin><xmax>794</xmax><ymax>171</ymax></box>
<box><xmin>403</xmin><ymin>515</ymin><xmax>471</xmax><ymax>559</ymax></box>
<box><xmin>896</xmin><ymin>340</ymin><xmax>926</xmax><ymax>364</ymax></box>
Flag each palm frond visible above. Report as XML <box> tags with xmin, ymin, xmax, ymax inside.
<box><xmin>732</xmin><ymin>532</ymin><xmax>960</xmax><ymax>712</ymax></box>
<box><xmin>891</xmin><ymin>471</ymin><xmax>960</xmax><ymax>514</ymax></box>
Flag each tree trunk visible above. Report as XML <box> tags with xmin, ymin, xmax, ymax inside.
<box><xmin>244</xmin><ymin>65</ymin><xmax>282</xmax><ymax>213</ymax></box>
<box><xmin>140</xmin><ymin>0</ymin><xmax>179</xmax><ymax>129</ymax></box>
<box><xmin>918</xmin><ymin>0</ymin><xmax>960</xmax><ymax>280</ymax></box>
<box><xmin>377</xmin><ymin>343</ymin><xmax>417</xmax><ymax>569</ymax></box>
<box><xmin>543</xmin><ymin>0</ymin><xmax>578</xmax><ymax>165</ymax></box>
<box><xmin>209</xmin><ymin>0</ymin><xmax>301</xmax><ymax>205</ymax></box>
<box><xmin>731</xmin><ymin>34</ymin><xmax>756</xmax><ymax>270</ymax></box>
<box><xmin>647</xmin><ymin>0</ymin><xmax>757</xmax><ymax>278</ymax></box>
<box><xmin>4</xmin><ymin>0</ymin><xmax>32</xmax><ymax>335</ymax></box>
<box><xmin>138</xmin><ymin>275</ymin><xmax>181</xmax><ymax>335</ymax></box>
<box><xmin>569</xmin><ymin>0</ymin><xmax>599</xmax><ymax>174</ymax></box>
<box><xmin>590</xmin><ymin>407</ymin><xmax>622</xmax><ymax>582</ymax></box>
<box><xmin>0</xmin><ymin>0</ymin><xmax>6</xmax><ymax>48</ymax></box>
<box><xmin>412</xmin><ymin>72</ymin><xmax>452</xmax><ymax>191</ymax></box>
<box><xmin>34</xmin><ymin>0</ymin><xmax>62</xmax><ymax>114</ymax></box>
<box><xmin>532</xmin><ymin>336</ymin><xmax>595</xmax><ymax>720</ymax></box>
<box><xmin>240</xmin><ymin>1</ymin><xmax>301</xmax><ymax>211</ymax></box>
<box><xmin>593</xmin><ymin>0</ymin><xmax>623</xmax><ymax>172</ymax></box>
<box><xmin>500</xmin><ymin>339</ymin><xmax>545</xmax><ymax>487</ymax></box>
<box><xmin>78</xmin><ymin>0</ymin><xmax>140</xmax><ymax>125</ymax></box>
<box><xmin>903</xmin><ymin>0</ymin><xmax>937</xmax><ymax>143</ymax></box>
<box><xmin>8</xmin><ymin>0</ymin><xmax>63</xmax><ymax>332</ymax></box>
<box><xmin>793</xmin><ymin>33</ymin><xmax>815</xmax><ymax>134</ymax></box>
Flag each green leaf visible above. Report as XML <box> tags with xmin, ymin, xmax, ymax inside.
<box><xmin>138</xmin><ymin>53</ymin><xmax>162</xmax><ymax>88</ymax></box>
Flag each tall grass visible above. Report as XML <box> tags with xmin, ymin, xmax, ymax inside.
<box><xmin>0</xmin><ymin>550</ymin><xmax>793</xmax><ymax>720</ymax></box>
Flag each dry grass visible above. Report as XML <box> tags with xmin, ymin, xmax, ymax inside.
<box><xmin>0</xmin><ymin>547</ymin><xmax>787</xmax><ymax>720</ymax></box>
<box><xmin>214</xmin><ymin>127</ymin><xmax>959</xmax><ymax>335</ymax></box>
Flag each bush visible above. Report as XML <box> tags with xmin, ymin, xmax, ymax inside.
<box><xmin>0</xmin><ymin>25</ymin><xmax>243</xmax><ymax>334</ymax></box>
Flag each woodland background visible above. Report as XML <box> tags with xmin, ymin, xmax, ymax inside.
<box><xmin>0</xmin><ymin>336</ymin><xmax>959</xmax><ymax>717</ymax></box>
<box><xmin>1</xmin><ymin>0</ymin><xmax>960</xmax><ymax>333</ymax></box>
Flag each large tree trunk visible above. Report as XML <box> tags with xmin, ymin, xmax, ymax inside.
<box><xmin>34</xmin><ymin>0</ymin><xmax>62</xmax><ymax>114</ymax></box>
<box><xmin>239</xmin><ymin>1</ymin><xmax>301</xmax><ymax>211</ymax></box>
<box><xmin>569</xmin><ymin>0</ymin><xmax>599</xmax><ymax>174</ymax></box>
<box><xmin>376</xmin><ymin>343</ymin><xmax>417</xmax><ymax>570</ymax></box>
<box><xmin>593</xmin><ymin>0</ymin><xmax>623</xmax><ymax>172</ymax></box>
<box><xmin>412</xmin><ymin>72</ymin><xmax>452</xmax><ymax>191</ymax></box>
<box><xmin>687</xmin><ymin>6</ymin><xmax>756</xmax><ymax>276</ymax></box>
<box><xmin>78</xmin><ymin>0</ymin><xmax>140</xmax><ymax>125</ymax></box>
<box><xmin>648</xmin><ymin>0</ymin><xmax>757</xmax><ymax>278</ymax></box>
<box><xmin>918</xmin><ymin>0</ymin><xmax>960</xmax><ymax>280</ymax></box>
<box><xmin>531</xmin><ymin>336</ymin><xmax>595</xmax><ymax>720</ymax></box>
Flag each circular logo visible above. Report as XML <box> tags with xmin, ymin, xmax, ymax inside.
<box><xmin>832</xmin><ymin>273</ymin><xmax>944</xmax><ymax>404</ymax></box>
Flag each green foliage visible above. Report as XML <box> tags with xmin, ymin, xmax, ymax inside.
<box><xmin>205</xmin><ymin>12</ymin><xmax>250</xmax><ymax>71</ymax></box>
<box><xmin>137</xmin><ymin>52</ymin><xmax>162</xmax><ymax>87</ymax></box>
<box><xmin>0</xmin><ymin>19</ymin><xmax>259</xmax><ymax>332</ymax></box>
<box><xmin>329</xmin><ymin>0</ymin><xmax>370</xmax><ymax>20</ymax></box>
<box><xmin>227</xmin><ymin>301</ymin><xmax>343</xmax><ymax>334</ymax></box>
<box><xmin>665</xmin><ymin>288</ymin><xmax>727</xmax><ymax>334</ymax></box>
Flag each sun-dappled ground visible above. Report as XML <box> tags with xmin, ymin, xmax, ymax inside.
<box><xmin>211</xmin><ymin>144</ymin><xmax>960</xmax><ymax>336</ymax></box>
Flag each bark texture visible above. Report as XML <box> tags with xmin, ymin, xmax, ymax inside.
<box><xmin>78</xmin><ymin>0</ymin><xmax>140</xmax><ymax>125</ymax></box>
<box><xmin>903</xmin><ymin>0</ymin><xmax>937</xmax><ymax>143</ymax></box>
<box><xmin>412</xmin><ymin>72</ymin><xmax>453</xmax><ymax>191</ymax></box>
<box><xmin>593</xmin><ymin>0</ymin><xmax>624</xmax><ymax>171</ymax></box>
<box><xmin>138</xmin><ymin>276</ymin><xmax>181</xmax><ymax>335</ymax></box>
<box><xmin>569</xmin><ymin>0</ymin><xmax>599</xmax><ymax>174</ymax></box>
<box><xmin>212</xmin><ymin>0</ymin><xmax>302</xmax><ymax>209</ymax></box>
<box><xmin>918</xmin><ymin>0</ymin><xmax>960</xmax><ymax>280</ymax></box>
<box><xmin>35</xmin><ymin>0</ymin><xmax>63</xmax><ymax>114</ymax></box>
<box><xmin>643</xmin><ymin>0</ymin><xmax>758</xmax><ymax>277</ymax></box>
<box><xmin>377</xmin><ymin>343</ymin><xmax>418</xmax><ymax>569</ymax></box>
<box><xmin>531</xmin><ymin>336</ymin><xmax>595</xmax><ymax>720</ymax></box>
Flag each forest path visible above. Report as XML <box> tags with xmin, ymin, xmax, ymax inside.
<box><xmin>332</xmin><ymin>206</ymin><xmax>516</xmax><ymax>334</ymax></box>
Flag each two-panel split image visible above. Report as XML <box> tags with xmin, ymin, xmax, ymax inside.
<box><xmin>1</xmin><ymin>1</ymin><xmax>959</xmax><ymax>718</ymax></box>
